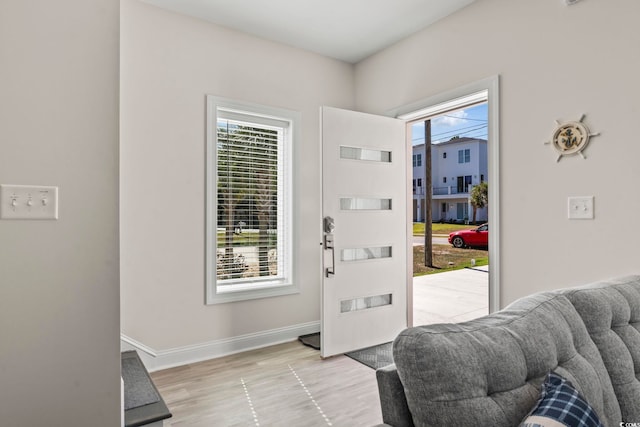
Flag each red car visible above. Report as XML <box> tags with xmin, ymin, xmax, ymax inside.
<box><xmin>448</xmin><ymin>224</ymin><xmax>488</xmax><ymax>248</ymax></box>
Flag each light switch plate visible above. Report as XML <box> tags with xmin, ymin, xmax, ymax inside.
<box><xmin>0</xmin><ymin>184</ymin><xmax>58</xmax><ymax>220</ymax></box>
<box><xmin>568</xmin><ymin>196</ymin><xmax>594</xmax><ymax>220</ymax></box>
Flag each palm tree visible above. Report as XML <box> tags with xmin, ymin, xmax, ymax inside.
<box><xmin>470</xmin><ymin>181</ymin><xmax>488</xmax><ymax>224</ymax></box>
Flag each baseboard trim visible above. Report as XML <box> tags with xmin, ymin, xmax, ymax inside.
<box><xmin>121</xmin><ymin>321</ymin><xmax>320</xmax><ymax>372</ymax></box>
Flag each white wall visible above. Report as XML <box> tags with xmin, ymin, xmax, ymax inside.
<box><xmin>356</xmin><ymin>0</ymin><xmax>640</xmax><ymax>305</ymax></box>
<box><xmin>0</xmin><ymin>1</ymin><xmax>121</xmax><ymax>425</ymax></box>
<box><xmin>120</xmin><ymin>0</ymin><xmax>354</xmax><ymax>353</ymax></box>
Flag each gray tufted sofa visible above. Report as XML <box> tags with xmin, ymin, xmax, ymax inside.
<box><xmin>376</xmin><ymin>276</ymin><xmax>640</xmax><ymax>427</ymax></box>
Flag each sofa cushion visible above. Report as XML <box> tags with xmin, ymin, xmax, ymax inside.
<box><xmin>521</xmin><ymin>371</ymin><xmax>603</xmax><ymax>427</ymax></box>
<box><xmin>562</xmin><ymin>276</ymin><xmax>640</xmax><ymax>423</ymax></box>
<box><xmin>393</xmin><ymin>292</ymin><xmax>621</xmax><ymax>427</ymax></box>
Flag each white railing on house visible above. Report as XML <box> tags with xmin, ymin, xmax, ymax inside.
<box><xmin>430</xmin><ymin>184</ymin><xmax>476</xmax><ymax>196</ymax></box>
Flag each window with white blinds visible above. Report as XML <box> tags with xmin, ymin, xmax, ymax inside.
<box><xmin>206</xmin><ymin>97</ymin><xmax>297</xmax><ymax>304</ymax></box>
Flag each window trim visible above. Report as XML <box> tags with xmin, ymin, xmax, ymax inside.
<box><xmin>206</xmin><ymin>95</ymin><xmax>300</xmax><ymax>304</ymax></box>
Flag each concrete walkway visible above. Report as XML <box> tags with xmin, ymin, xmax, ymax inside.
<box><xmin>413</xmin><ymin>265</ymin><xmax>489</xmax><ymax>326</ymax></box>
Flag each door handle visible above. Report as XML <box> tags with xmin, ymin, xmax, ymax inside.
<box><xmin>323</xmin><ymin>216</ymin><xmax>335</xmax><ymax>233</ymax></box>
<box><xmin>324</xmin><ymin>234</ymin><xmax>335</xmax><ymax>277</ymax></box>
<box><xmin>323</xmin><ymin>216</ymin><xmax>335</xmax><ymax>278</ymax></box>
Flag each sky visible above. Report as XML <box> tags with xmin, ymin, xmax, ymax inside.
<box><xmin>411</xmin><ymin>102</ymin><xmax>488</xmax><ymax>146</ymax></box>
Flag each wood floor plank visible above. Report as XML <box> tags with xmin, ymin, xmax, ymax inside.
<box><xmin>151</xmin><ymin>341</ymin><xmax>382</xmax><ymax>426</ymax></box>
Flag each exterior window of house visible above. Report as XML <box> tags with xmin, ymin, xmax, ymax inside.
<box><xmin>481</xmin><ymin>174</ymin><xmax>485</xmax><ymax>182</ymax></box>
<box><xmin>441</xmin><ymin>203</ymin><xmax>447</xmax><ymax>213</ymax></box>
<box><xmin>456</xmin><ymin>202</ymin><xmax>469</xmax><ymax>220</ymax></box>
<box><xmin>465</xmin><ymin>175</ymin><xmax>472</xmax><ymax>192</ymax></box>
<box><xmin>456</xmin><ymin>175</ymin><xmax>473</xmax><ymax>193</ymax></box>
<box><xmin>413</xmin><ymin>153</ymin><xmax>422</xmax><ymax>167</ymax></box>
<box><xmin>443</xmin><ymin>152</ymin><xmax>447</xmax><ymax>159</ymax></box>
<box><xmin>443</xmin><ymin>177</ymin><xmax>447</xmax><ymax>184</ymax></box>
<box><xmin>206</xmin><ymin>96</ymin><xmax>298</xmax><ymax>304</ymax></box>
<box><xmin>458</xmin><ymin>149</ymin><xmax>470</xmax><ymax>163</ymax></box>
<box><xmin>417</xmin><ymin>178</ymin><xmax>422</xmax><ymax>187</ymax></box>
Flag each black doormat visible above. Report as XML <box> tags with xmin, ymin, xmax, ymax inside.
<box><xmin>298</xmin><ymin>332</ymin><xmax>320</xmax><ymax>350</ymax></box>
<box><xmin>298</xmin><ymin>333</ymin><xmax>393</xmax><ymax>370</ymax></box>
<box><xmin>345</xmin><ymin>342</ymin><xmax>394</xmax><ymax>370</ymax></box>
<box><xmin>121</xmin><ymin>350</ymin><xmax>161</xmax><ymax>410</ymax></box>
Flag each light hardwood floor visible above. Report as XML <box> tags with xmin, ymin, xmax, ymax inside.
<box><xmin>151</xmin><ymin>268</ymin><xmax>488</xmax><ymax>426</ymax></box>
<box><xmin>151</xmin><ymin>341</ymin><xmax>383</xmax><ymax>427</ymax></box>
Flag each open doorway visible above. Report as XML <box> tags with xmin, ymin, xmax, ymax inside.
<box><xmin>395</xmin><ymin>77</ymin><xmax>500</xmax><ymax>327</ymax></box>
<box><xmin>411</xmin><ymin>101</ymin><xmax>489</xmax><ymax>324</ymax></box>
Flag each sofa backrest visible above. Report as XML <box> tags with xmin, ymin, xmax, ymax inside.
<box><xmin>393</xmin><ymin>292</ymin><xmax>621</xmax><ymax>427</ymax></box>
<box><xmin>561</xmin><ymin>276</ymin><xmax>640</xmax><ymax>423</ymax></box>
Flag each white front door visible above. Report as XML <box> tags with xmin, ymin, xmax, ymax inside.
<box><xmin>320</xmin><ymin>106</ymin><xmax>408</xmax><ymax>358</ymax></box>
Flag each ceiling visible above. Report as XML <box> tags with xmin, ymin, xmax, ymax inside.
<box><xmin>140</xmin><ymin>0</ymin><xmax>476</xmax><ymax>63</ymax></box>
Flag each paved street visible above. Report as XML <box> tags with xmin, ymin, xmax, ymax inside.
<box><xmin>412</xmin><ymin>235</ymin><xmax>449</xmax><ymax>246</ymax></box>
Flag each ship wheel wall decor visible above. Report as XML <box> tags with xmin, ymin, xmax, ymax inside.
<box><xmin>544</xmin><ymin>114</ymin><xmax>600</xmax><ymax>162</ymax></box>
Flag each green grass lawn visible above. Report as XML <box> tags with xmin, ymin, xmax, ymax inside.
<box><xmin>216</xmin><ymin>230</ymin><xmax>276</xmax><ymax>247</ymax></box>
<box><xmin>413</xmin><ymin>222</ymin><xmax>479</xmax><ymax>235</ymax></box>
<box><xmin>413</xmin><ymin>244</ymin><xmax>488</xmax><ymax>276</ymax></box>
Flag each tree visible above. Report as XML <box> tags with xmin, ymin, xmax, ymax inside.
<box><xmin>217</xmin><ymin>124</ymin><xmax>248</xmax><ymax>265</ymax></box>
<box><xmin>245</xmin><ymin>128</ymin><xmax>277</xmax><ymax>277</ymax></box>
<box><xmin>217</xmin><ymin>123</ymin><xmax>278</xmax><ymax>279</ymax></box>
<box><xmin>470</xmin><ymin>181</ymin><xmax>488</xmax><ymax>224</ymax></box>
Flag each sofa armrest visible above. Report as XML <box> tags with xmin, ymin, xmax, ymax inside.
<box><xmin>376</xmin><ymin>364</ymin><xmax>414</xmax><ymax>427</ymax></box>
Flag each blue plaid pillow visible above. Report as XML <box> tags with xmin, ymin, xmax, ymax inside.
<box><xmin>521</xmin><ymin>371</ymin><xmax>604</xmax><ymax>427</ymax></box>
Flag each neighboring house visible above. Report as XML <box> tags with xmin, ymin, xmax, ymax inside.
<box><xmin>413</xmin><ymin>137</ymin><xmax>487</xmax><ymax>223</ymax></box>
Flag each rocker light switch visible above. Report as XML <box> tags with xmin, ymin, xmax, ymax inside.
<box><xmin>0</xmin><ymin>184</ymin><xmax>58</xmax><ymax>220</ymax></box>
<box><xmin>568</xmin><ymin>196</ymin><xmax>594</xmax><ymax>220</ymax></box>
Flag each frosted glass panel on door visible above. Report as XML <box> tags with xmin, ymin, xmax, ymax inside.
<box><xmin>341</xmin><ymin>246</ymin><xmax>392</xmax><ymax>262</ymax></box>
<box><xmin>340</xmin><ymin>293</ymin><xmax>392</xmax><ymax>313</ymax></box>
<box><xmin>340</xmin><ymin>198</ymin><xmax>392</xmax><ymax>211</ymax></box>
<box><xmin>340</xmin><ymin>146</ymin><xmax>391</xmax><ymax>163</ymax></box>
